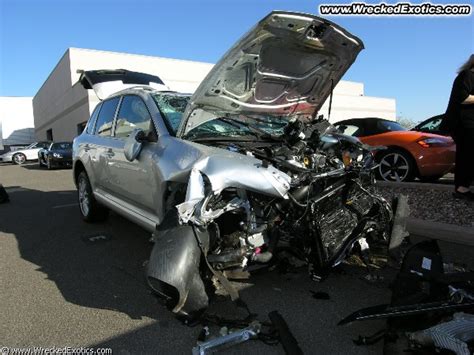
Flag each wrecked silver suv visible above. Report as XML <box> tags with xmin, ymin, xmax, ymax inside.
<box><xmin>73</xmin><ymin>11</ymin><xmax>393</xmax><ymax>318</ymax></box>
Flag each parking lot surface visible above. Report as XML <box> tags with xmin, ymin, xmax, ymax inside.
<box><xmin>1</xmin><ymin>163</ymin><xmax>399</xmax><ymax>354</ymax></box>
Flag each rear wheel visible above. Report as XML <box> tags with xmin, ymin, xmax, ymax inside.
<box><xmin>77</xmin><ymin>171</ymin><xmax>109</xmax><ymax>222</ymax></box>
<box><xmin>12</xmin><ymin>153</ymin><xmax>27</xmax><ymax>165</ymax></box>
<box><xmin>376</xmin><ymin>149</ymin><xmax>416</xmax><ymax>182</ymax></box>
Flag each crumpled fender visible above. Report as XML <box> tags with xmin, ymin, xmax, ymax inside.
<box><xmin>146</xmin><ymin>220</ymin><xmax>210</xmax><ymax>316</ymax></box>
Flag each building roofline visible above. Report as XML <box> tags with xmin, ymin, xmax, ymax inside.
<box><xmin>68</xmin><ymin>47</ymin><xmax>215</xmax><ymax>67</ymax></box>
<box><xmin>33</xmin><ymin>48</ymin><xmax>71</xmax><ymax>100</ymax></box>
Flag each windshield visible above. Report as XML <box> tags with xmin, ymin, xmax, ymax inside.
<box><xmin>152</xmin><ymin>93</ymin><xmax>190</xmax><ymax>135</ymax></box>
<box><xmin>184</xmin><ymin>115</ymin><xmax>288</xmax><ymax>140</ymax></box>
<box><xmin>51</xmin><ymin>142</ymin><xmax>72</xmax><ymax>150</ymax></box>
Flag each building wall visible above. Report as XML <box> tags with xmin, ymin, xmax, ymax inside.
<box><xmin>0</xmin><ymin>97</ymin><xmax>35</xmax><ymax>149</ymax></box>
<box><xmin>33</xmin><ymin>48</ymin><xmax>396</xmax><ymax>141</ymax></box>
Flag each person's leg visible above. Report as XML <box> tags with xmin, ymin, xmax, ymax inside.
<box><xmin>453</xmin><ymin>129</ymin><xmax>474</xmax><ymax>199</ymax></box>
<box><xmin>454</xmin><ymin>132</ymin><xmax>469</xmax><ymax>191</ymax></box>
<box><xmin>465</xmin><ymin>128</ymin><xmax>474</xmax><ymax>187</ymax></box>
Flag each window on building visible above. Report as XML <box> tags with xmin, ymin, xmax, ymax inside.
<box><xmin>115</xmin><ymin>95</ymin><xmax>154</xmax><ymax>139</ymax></box>
<box><xmin>94</xmin><ymin>97</ymin><xmax>120</xmax><ymax>137</ymax></box>
<box><xmin>46</xmin><ymin>129</ymin><xmax>53</xmax><ymax>141</ymax></box>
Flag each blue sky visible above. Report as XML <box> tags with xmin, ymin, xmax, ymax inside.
<box><xmin>0</xmin><ymin>0</ymin><xmax>472</xmax><ymax>122</ymax></box>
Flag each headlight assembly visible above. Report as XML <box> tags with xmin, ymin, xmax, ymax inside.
<box><xmin>53</xmin><ymin>153</ymin><xmax>63</xmax><ymax>158</ymax></box>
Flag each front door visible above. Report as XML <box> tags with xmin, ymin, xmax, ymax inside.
<box><xmin>105</xmin><ymin>95</ymin><xmax>160</xmax><ymax>217</ymax></box>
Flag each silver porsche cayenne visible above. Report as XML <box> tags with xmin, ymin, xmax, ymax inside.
<box><xmin>73</xmin><ymin>11</ymin><xmax>393</xmax><ymax>317</ymax></box>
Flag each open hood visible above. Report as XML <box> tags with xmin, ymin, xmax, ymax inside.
<box><xmin>178</xmin><ymin>11</ymin><xmax>364</xmax><ymax>136</ymax></box>
<box><xmin>78</xmin><ymin>69</ymin><xmax>170</xmax><ymax>100</ymax></box>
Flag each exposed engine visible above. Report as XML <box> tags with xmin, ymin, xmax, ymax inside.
<box><xmin>147</xmin><ymin>118</ymin><xmax>393</xmax><ymax>317</ymax></box>
<box><xmin>193</xmin><ymin>119</ymin><xmax>392</xmax><ymax>274</ymax></box>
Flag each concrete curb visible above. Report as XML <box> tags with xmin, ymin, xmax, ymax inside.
<box><xmin>407</xmin><ymin>217</ymin><xmax>474</xmax><ymax>247</ymax></box>
<box><xmin>376</xmin><ymin>180</ymin><xmax>456</xmax><ymax>191</ymax></box>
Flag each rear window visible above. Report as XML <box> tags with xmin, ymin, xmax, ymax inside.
<box><xmin>94</xmin><ymin>97</ymin><xmax>120</xmax><ymax>137</ymax></box>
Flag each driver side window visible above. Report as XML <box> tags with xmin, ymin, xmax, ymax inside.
<box><xmin>115</xmin><ymin>95</ymin><xmax>156</xmax><ymax>140</ymax></box>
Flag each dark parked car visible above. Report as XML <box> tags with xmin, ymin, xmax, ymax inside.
<box><xmin>412</xmin><ymin>114</ymin><xmax>447</xmax><ymax>136</ymax></box>
<box><xmin>38</xmin><ymin>142</ymin><xmax>73</xmax><ymax>169</ymax></box>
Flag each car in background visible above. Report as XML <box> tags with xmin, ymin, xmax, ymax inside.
<box><xmin>0</xmin><ymin>141</ymin><xmax>51</xmax><ymax>165</ymax></box>
<box><xmin>334</xmin><ymin>117</ymin><xmax>455</xmax><ymax>182</ymax></box>
<box><xmin>38</xmin><ymin>142</ymin><xmax>73</xmax><ymax>169</ymax></box>
<box><xmin>412</xmin><ymin>114</ymin><xmax>448</xmax><ymax>136</ymax></box>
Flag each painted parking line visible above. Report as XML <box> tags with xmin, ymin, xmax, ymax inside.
<box><xmin>52</xmin><ymin>203</ymin><xmax>78</xmax><ymax>209</ymax></box>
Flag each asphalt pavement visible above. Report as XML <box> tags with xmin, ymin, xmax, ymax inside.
<box><xmin>0</xmin><ymin>163</ymin><xmax>432</xmax><ymax>354</ymax></box>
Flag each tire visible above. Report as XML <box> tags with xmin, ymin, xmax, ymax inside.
<box><xmin>376</xmin><ymin>149</ymin><xmax>416</xmax><ymax>182</ymax></box>
<box><xmin>77</xmin><ymin>171</ymin><xmax>109</xmax><ymax>222</ymax></box>
<box><xmin>12</xmin><ymin>153</ymin><xmax>27</xmax><ymax>165</ymax></box>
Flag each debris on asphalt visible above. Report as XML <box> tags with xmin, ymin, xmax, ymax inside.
<box><xmin>388</xmin><ymin>194</ymin><xmax>410</xmax><ymax>260</ymax></box>
<box><xmin>192</xmin><ymin>321</ymin><xmax>261</xmax><ymax>355</ymax></box>
<box><xmin>340</xmin><ymin>239</ymin><xmax>474</xmax><ymax>354</ymax></box>
<box><xmin>268</xmin><ymin>311</ymin><xmax>303</xmax><ymax>355</ymax></box>
<box><xmin>408</xmin><ymin>312</ymin><xmax>474</xmax><ymax>355</ymax></box>
<box><xmin>0</xmin><ymin>184</ymin><xmax>10</xmax><ymax>203</ymax></box>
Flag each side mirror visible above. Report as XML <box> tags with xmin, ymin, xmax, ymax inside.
<box><xmin>124</xmin><ymin>129</ymin><xmax>146</xmax><ymax>162</ymax></box>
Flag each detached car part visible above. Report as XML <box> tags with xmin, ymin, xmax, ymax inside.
<box><xmin>408</xmin><ymin>312</ymin><xmax>474</xmax><ymax>355</ymax></box>
<box><xmin>192</xmin><ymin>321</ymin><xmax>261</xmax><ymax>355</ymax></box>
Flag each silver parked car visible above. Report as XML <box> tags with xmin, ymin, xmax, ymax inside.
<box><xmin>0</xmin><ymin>141</ymin><xmax>51</xmax><ymax>164</ymax></box>
<box><xmin>73</xmin><ymin>11</ymin><xmax>394</xmax><ymax>318</ymax></box>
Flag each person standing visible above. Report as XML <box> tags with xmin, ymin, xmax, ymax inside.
<box><xmin>442</xmin><ymin>54</ymin><xmax>474</xmax><ymax>201</ymax></box>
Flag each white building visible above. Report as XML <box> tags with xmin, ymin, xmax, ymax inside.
<box><xmin>33</xmin><ymin>48</ymin><xmax>396</xmax><ymax>141</ymax></box>
<box><xmin>0</xmin><ymin>97</ymin><xmax>35</xmax><ymax>151</ymax></box>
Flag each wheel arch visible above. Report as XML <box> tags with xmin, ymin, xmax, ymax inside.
<box><xmin>375</xmin><ymin>145</ymin><xmax>420</xmax><ymax>178</ymax></box>
<box><xmin>73</xmin><ymin>160</ymin><xmax>87</xmax><ymax>187</ymax></box>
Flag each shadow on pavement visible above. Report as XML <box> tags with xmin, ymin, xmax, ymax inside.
<box><xmin>0</xmin><ymin>186</ymin><xmax>392</xmax><ymax>353</ymax></box>
<box><xmin>0</xmin><ymin>186</ymin><xmax>164</xmax><ymax>320</ymax></box>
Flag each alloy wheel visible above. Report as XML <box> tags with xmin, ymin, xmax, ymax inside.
<box><xmin>78</xmin><ymin>178</ymin><xmax>90</xmax><ymax>216</ymax></box>
<box><xmin>13</xmin><ymin>154</ymin><xmax>26</xmax><ymax>165</ymax></box>
<box><xmin>378</xmin><ymin>153</ymin><xmax>410</xmax><ymax>182</ymax></box>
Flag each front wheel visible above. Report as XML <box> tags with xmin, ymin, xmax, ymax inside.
<box><xmin>12</xmin><ymin>153</ymin><xmax>27</xmax><ymax>165</ymax></box>
<box><xmin>77</xmin><ymin>171</ymin><xmax>109</xmax><ymax>222</ymax></box>
<box><xmin>376</xmin><ymin>149</ymin><xmax>416</xmax><ymax>182</ymax></box>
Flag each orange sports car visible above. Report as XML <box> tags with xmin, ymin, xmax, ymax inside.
<box><xmin>334</xmin><ymin>118</ymin><xmax>456</xmax><ymax>182</ymax></box>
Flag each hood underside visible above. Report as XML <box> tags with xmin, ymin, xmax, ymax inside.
<box><xmin>178</xmin><ymin>11</ymin><xmax>364</xmax><ymax>136</ymax></box>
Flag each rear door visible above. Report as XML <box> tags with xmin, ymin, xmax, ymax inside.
<box><xmin>88</xmin><ymin>97</ymin><xmax>121</xmax><ymax>189</ymax></box>
<box><xmin>104</xmin><ymin>94</ymin><xmax>160</xmax><ymax>216</ymax></box>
